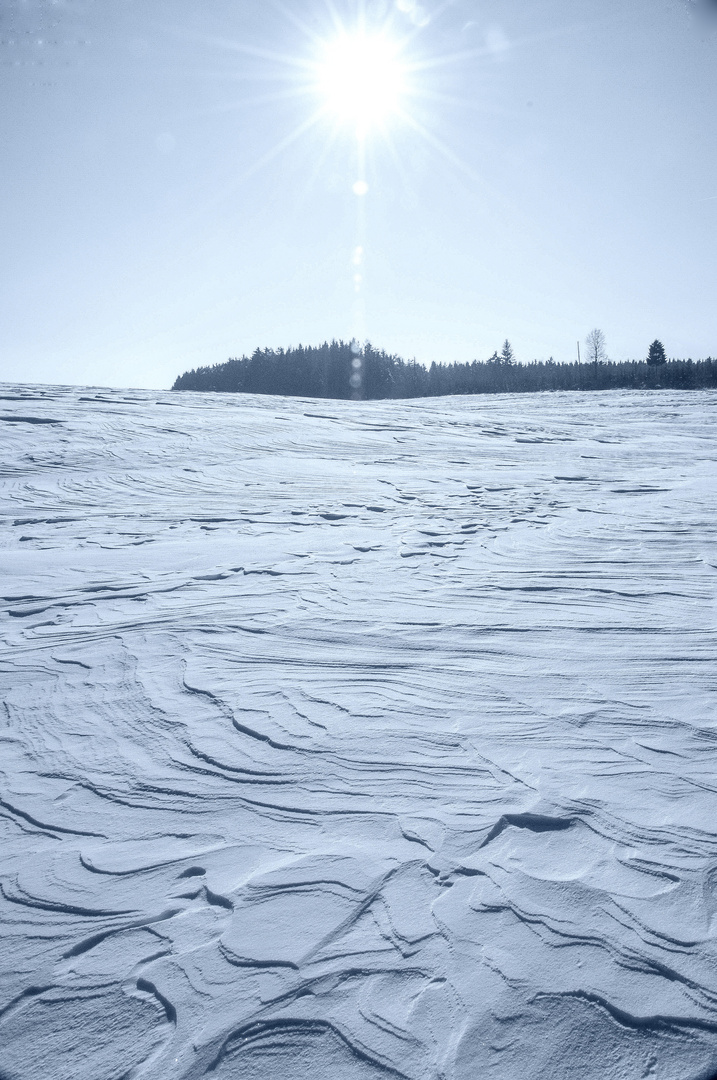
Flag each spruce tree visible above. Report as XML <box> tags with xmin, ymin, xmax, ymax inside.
<box><xmin>647</xmin><ymin>339</ymin><xmax>666</xmax><ymax>366</ymax></box>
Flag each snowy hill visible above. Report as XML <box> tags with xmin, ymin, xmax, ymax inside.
<box><xmin>1</xmin><ymin>384</ymin><xmax>717</xmax><ymax>1080</ymax></box>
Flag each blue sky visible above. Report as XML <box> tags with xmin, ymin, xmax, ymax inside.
<box><xmin>2</xmin><ymin>0</ymin><xmax>716</xmax><ymax>389</ymax></box>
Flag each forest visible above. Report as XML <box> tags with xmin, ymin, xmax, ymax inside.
<box><xmin>172</xmin><ymin>340</ymin><xmax>717</xmax><ymax>398</ymax></box>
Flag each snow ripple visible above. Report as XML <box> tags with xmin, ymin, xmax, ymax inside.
<box><xmin>1</xmin><ymin>385</ymin><xmax>716</xmax><ymax>1079</ymax></box>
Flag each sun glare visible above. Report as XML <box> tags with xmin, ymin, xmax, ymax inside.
<box><xmin>318</xmin><ymin>33</ymin><xmax>405</xmax><ymax>135</ymax></box>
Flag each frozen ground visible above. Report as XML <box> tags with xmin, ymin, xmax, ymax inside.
<box><xmin>1</xmin><ymin>383</ymin><xmax>716</xmax><ymax>1080</ymax></box>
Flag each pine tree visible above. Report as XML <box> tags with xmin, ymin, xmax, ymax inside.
<box><xmin>647</xmin><ymin>339</ymin><xmax>666</xmax><ymax>366</ymax></box>
<box><xmin>500</xmin><ymin>340</ymin><xmax>515</xmax><ymax>365</ymax></box>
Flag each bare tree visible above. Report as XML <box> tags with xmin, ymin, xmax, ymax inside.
<box><xmin>585</xmin><ymin>328</ymin><xmax>608</xmax><ymax>366</ymax></box>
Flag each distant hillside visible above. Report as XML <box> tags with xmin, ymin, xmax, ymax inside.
<box><xmin>172</xmin><ymin>341</ymin><xmax>717</xmax><ymax>398</ymax></box>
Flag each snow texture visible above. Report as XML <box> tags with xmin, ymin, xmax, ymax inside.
<box><xmin>1</xmin><ymin>383</ymin><xmax>716</xmax><ymax>1080</ymax></box>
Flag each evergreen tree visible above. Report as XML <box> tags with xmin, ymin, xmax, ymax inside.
<box><xmin>647</xmin><ymin>339</ymin><xmax>666</xmax><ymax>366</ymax></box>
<box><xmin>500</xmin><ymin>340</ymin><xmax>515</xmax><ymax>365</ymax></box>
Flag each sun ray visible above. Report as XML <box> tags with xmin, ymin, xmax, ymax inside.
<box><xmin>299</xmin><ymin>118</ymin><xmax>347</xmax><ymax>200</ymax></box>
<box><xmin>395</xmin><ymin>107</ymin><xmax>482</xmax><ymax>182</ymax></box>
<box><xmin>268</xmin><ymin>0</ymin><xmax>343</xmax><ymax>47</ymax></box>
<box><xmin>183</xmin><ymin>31</ymin><xmax>318</xmax><ymax>71</ymax></box>
<box><xmin>236</xmin><ymin>107</ymin><xmax>332</xmax><ymax>183</ymax></box>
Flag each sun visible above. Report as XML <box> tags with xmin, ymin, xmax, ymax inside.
<box><xmin>317</xmin><ymin>32</ymin><xmax>406</xmax><ymax>136</ymax></box>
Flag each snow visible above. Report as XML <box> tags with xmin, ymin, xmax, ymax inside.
<box><xmin>1</xmin><ymin>383</ymin><xmax>716</xmax><ymax>1080</ymax></box>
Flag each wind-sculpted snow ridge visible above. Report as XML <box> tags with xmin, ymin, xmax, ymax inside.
<box><xmin>1</xmin><ymin>385</ymin><xmax>716</xmax><ymax>1080</ymax></box>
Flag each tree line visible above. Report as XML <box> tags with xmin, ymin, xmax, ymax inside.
<box><xmin>172</xmin><ymin>338</ymin><xmax>717</xmax><ymax>399</ymax></box>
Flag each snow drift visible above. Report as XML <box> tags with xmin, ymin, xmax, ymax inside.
<box><xmin>1</xmin><ymin>384</ymin><xmax>716</xmax><ymax>1080</ymax></box>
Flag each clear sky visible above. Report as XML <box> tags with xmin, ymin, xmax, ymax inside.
<box><xmin>2</xmin><ymin>0</ymin><xmax>716</xmax><ymax>389</ymax></box>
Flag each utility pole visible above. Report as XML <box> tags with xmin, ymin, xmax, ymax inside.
<box><xmin>576</xmin><ymin>341</ymin><xmax>581</xmax><ymax>365</ymax></box>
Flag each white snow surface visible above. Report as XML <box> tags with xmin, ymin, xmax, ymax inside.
<box><xmin>1</xmin><ymin>384</ymin><xmax>717</xmax><ymax>1080</ymax></box>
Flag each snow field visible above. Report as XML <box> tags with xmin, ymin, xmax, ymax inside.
<box><xmin>1</xmin><ymin>385</ymin><xmax>716</xmax><ymax>1079</ymax></box>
